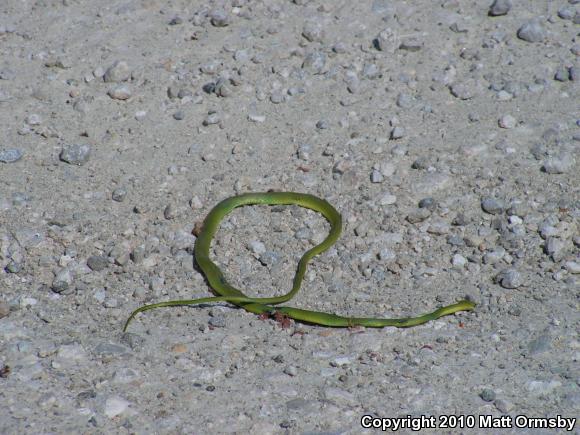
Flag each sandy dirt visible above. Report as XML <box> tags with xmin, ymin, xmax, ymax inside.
<box><xmin>0</xmin><ymin>0</ymin><xmax>579</xmax><ymax>433</ymax></box>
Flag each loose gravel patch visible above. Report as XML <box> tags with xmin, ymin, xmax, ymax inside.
<box><xmin>0</xmin><ymin>0</ymin><xmax>578</xmax><ymax>433</ymax></box>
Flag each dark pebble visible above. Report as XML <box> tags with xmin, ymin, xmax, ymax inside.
<box><xmin>5</xmin><ymin>261</ymin><xmax>21</xmax><ymax>273</ymax></box>
<box><xmin>411</xmin><ymin>157</ymin><xmax>431</xmax><ymax>170</ymax></box>
<box><xmin>480</xmin><ymin>389</ymin><xmax>496</xmax><ymax>402</ymax></box>
<box><xmin>481</xmin><ymin>197</ymin><xmax>505</xmax><ymax>215</ymax></box>
<box><xmin>87</xmin><ymin>255</ymin><xmax>108</xmax><ymax>271</ymax></box>
<box><xmin>452</xmin><ymin>213</ymin><xmax>468</xmax><ymax>226</ymax></box>
<box><xmin>418</xmin><ymin>197</ymin><xmax>436</xmax><ymax>210</ymax></box>
<box><xmin>112</xmin><ymin>188</ymin><xmax>127</xmax><ymax>202</ymax></box>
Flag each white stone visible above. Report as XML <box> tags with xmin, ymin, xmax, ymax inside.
<box><xmin>498</xmin><ymin>114</ymin><xmax>516</xmax><ymax>129</ymax></box>
<box><xmin>104</xmin><ymin>396</ymin><xmax>131</xmax><ymax>418</ymax></box>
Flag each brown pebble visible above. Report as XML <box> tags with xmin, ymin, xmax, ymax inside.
<box><xmin>171</xmin><ymin>343</ymin><xmax>188</xmax><ymax>353</ymax></box>
<box><xmin>0</xmin><ymin>301</ymin><xmax>10</xmax><ymax>319</ymax></box>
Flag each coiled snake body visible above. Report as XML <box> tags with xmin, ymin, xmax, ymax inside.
<box><xmin>124</xmin><ymin>192</ymin><xmax>475</xmax><ymax>331</ymax></box>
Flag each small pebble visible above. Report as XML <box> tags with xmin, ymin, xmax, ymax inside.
<box><xmin>542</xmin><ymin>156</ymin><xmax>574</xmax><ymax>174</ymax></box>
<box><xmin>418</xmin><ymin>197</ymin><xmax>436</xmax><ymax>210</ymax></box>
<box><xmin>498</xmin><ymin>114</ymin><xmax>516</xmax><ymax>129</ymax></box>
<box><xmin>112</xmin><ymin>188</ymin><xmax>127</xmax><ymax>202</ymax></box>
<box><xmin>452</xmin><ymin>254</ymin><xmax>467</xmax><ymax>268</ymax></box>
<box><xmin>60</xmin><ymin>144</ymin><xmax>91</xmax><ymax>165</ymax></box>
<box><xmin>412</xmin><ymin>156</ymin><xmax>431</xmax><ymax>170</ymax></box>
<box><xmin>508</xmin><ymin>215</ymin><xmax>523</xmax><ymax>225</ymax></box>
<box><xmin>527</xmin><ymin>335</ymin><xmax>552</xmax><ymax>355</ymax></box>
<box><xmin>497</xmin><ymin>90</ymin><xmax>512</xmax><ymax>101</ymax></box>
<box><xmin>396</xmin><ymin>92</ymin><xmax>414</xmax><ymax>108</ymax></box>
<box><xmin>517</xmin><ymin>19</ymin><xmax>546</xmax><ymax>43</ymax></box>
<box><xmin>494</xmin><ymin>398</ymin><xmax>514</xmax><ymax>413</ymax></box>
<box><xmin>497</xmin><ymin>268</ymin><xmax>523</xmax><ymax>289</ymax></box>
<box><xmin>203</xmin><ymin>112</ymin><xmax>220</xmax><ymax>126</ymax></box>
<box><xmin>108</xmin><ymin>85</ymin><xmax>132</xmax><ymax>100</ymax></box>
<box><xmin>557</xmin><ymin>6</ymin><xmax>576</xmax><ymax>20</ymax></box>
<box><xmin>56</xmin><ymin>343</ymin><xmax>86</xmax><ymax>361</ymax></box>
<box><xmin>428</xmin><ymin>220</ymin><xmax>450</xmax><ymax>235</ymax></box>
<box><xmin>248</xmin><ymin>241</ymin><xmax>266</xmax><ymax>255</ymax></box>
<box><xmin>488</xmin><ymin>0</ymin><xmax>512</xmax><ymax>16</ymax></box>
<box><xmin>208</xmin><ymin>316</ymin><xmax>226</xmax><ymax>328</ymax></box>
<box><xmin>399</xmin><ymin>38</ymin><xmax>423</xmax><ymax>52</ymax></box>
<box><xmin>507</xmin><ymin>200</ymin><xmax>529</xmax><ymax>217</ymax></box>
<box><xmin>297</xmin><ymin>143</ymin><xmax>312</xmax><ymax>160</ymax></box>
<box><xmin>104</xmin><ymin>396</ymin><xmax>131</xmax><ymax>418</ymax></box>
<box><xmin>87</xmin><ymin>255</ymin><xmax>108</xmax><ymax>271</ymax></box>
<box><xmin>270</xmin><ymin>93</ymin><xmax>284</xmax><ymax>104</ymax></box>
<box><xmin>189</xmin><ymin>196</ymin><xmax>203</xmax><ymax>209</ymax></box>
<box><xmin>260</xmin><ymin>251</ymin><xmax>280</xmax><ymax>267</ymax></box>
<box><xmin>564</xmin><ymin>261</ymin><xmax>580</xmax><ymax>274</ymax></box>
<box><xmin>248</xmin><ymin>113</ymin><xmax>265</xmax><ymax>123</ymax></box>
<box><xmin>316</xmin><ymin>120</ymin><xmax>328</xmax><ymax>129</ymax></box>
<box><xmin>370</xmin><ymin>170</ymin><xmax>383</xmax><ymax>183</ymax></box>
<box><xmin>481</xmin><ymin>197</ymin><xmax>505</xmax><ymax>215</ymax></box>
<box><xmin>379</xmin><ymin>193</ymin><xmax>397</xmax><ymax>205</ymax></box>
<box><xmin>5</xmin><ymin>261</ymin><xmax>21</xmax><ymax>273</ymax></box>
<box><xmin>164</xmin><ymin>204</ymin><xmax>177</xmax><ymax>220</ymax></box>
<box><xmin>363</xmin><ymin>63</ymin><xmax>379</xmax><ymax>79</ymax></box>
<box><xmin>94</xmin><ymin>342</ymin><xmax>129</xmax><ymax>357</ymax></box>
<box><xmin>483</xmin><ymin>247</ymin><xmax>505</xmax><ymax>264</ymax></box>
<box><xmin>390</xmin><ymin>126</ymin><xmax>405</xmax><ymax>139</ymax></box>
<box><xmin>103</xmin><ymin>61</ymin><xmax>131</xmax><ymax>82</ymax></box>
<box><xmin>130</xmin><ymin>245</ymin><xmax>147</xmax><ymax>264</ymax></box>
<box><xmin>480</xmin><ymin>388</ymin><xmax>496</xmax><ymax>402</ymax></box>
<box><xmin>25</xmin><ymin>114</ymin><xmax>42</xmax><ymax>125</ymax></box>
<box><xmin>554</xmin><ymin>67</ymin><xmax>570</xmax><ymax>82</ymax></box>
<box><xmin>0</xmin><ymin>301</ymin><xmax>9</xmax><ymax>319</ymax></box>
<box><xmin>302</xmin><ymin>51</ymin><xmax>326</xmax><ymax>74</ymax></box>
<box><xmin>375</xmin><ymin>28</ymin><xmax>396</xmax><ymax>52</ymax></box>
<box><xmin>210</xmin><ymin>10</ymin><xmax>230</xmax><ymax>27</ymax></box>
<box><xmin>302</xmin><ymin>21</ymin><xmax>324</xmax><ymax>42</ymax></box>
<box><xmin>544</xmin><ymin>237</ymin><xmax>567</xmax><ymax>261</ymax></box>
<box><xmin>449</xmin><ymin>80</ymin><xmax>479</xmax><ymax>100</ymax></box>
<box><xmin>52</xmin><ymin>268</ymin><xmax>74</xmax><ymax>294</ymax></box>
<box><xmin>406</xmin><ymin>208</ymin><xmax>431</xmax><ymax>223</ymax></box>
<box><xmin>0</xmin><ymin>148</ymin><xmax>23</xmax><ymax>163</ymax></box>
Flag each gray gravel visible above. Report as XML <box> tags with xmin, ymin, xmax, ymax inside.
<box><xmin>1</xmin><ymin>0</ymin><xmax>579</xmax><ymax>434</ymax></box>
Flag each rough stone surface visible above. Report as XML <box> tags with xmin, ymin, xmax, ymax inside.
<box><xmin>103</xmin><ymin>60</ymin><xmax>131</xmax><ymax>83</ymax></box>
<box><xmin>489</xmin><ymin>0</ymin><xmax>512</xmax><ymax>16</ymax></box>
<box><xmin>59</xmin><ymin>144</ymin><xmax>91</xmax><ymax>165</ymax></box>
<box><xmin>0</xmin><ymin>148</ymin><xmax>23</xmax><ymax>163</ymax></box>
<box><xmin>517</xmin><ymin>19</ymin><xmax>546</xmax><ymax>43</ymax></box>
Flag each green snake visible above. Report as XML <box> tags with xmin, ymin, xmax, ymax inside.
<box><xmin>123</xmin><ymin>192</ymin><xmax>475</xmax><ymax>332</ymax></box>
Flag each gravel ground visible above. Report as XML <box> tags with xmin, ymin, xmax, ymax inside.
<box><xmin>1</xmin><ymin>0</ymin><xmax>579</xmax><ymax>433</ymax></box>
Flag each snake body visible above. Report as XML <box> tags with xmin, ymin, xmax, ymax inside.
<box><xmin>123</xmin><ymin>192</ymin><xmax>475</xmax><ymax>331</ymax></box>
